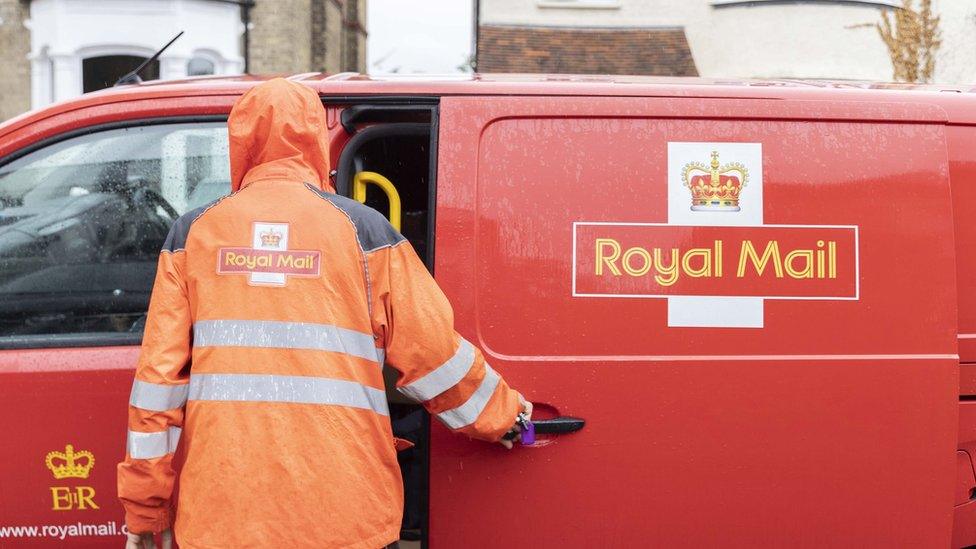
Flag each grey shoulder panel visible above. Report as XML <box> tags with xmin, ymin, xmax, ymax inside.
<box><xmin>161</xmin><ymin>199</ymin><xmax>220</xmax><ymax>252</ymax></box>
<box><xmin>305</xmin><ymin>184</ymin><xmax>406</xmax><ymax>252</ymax></box>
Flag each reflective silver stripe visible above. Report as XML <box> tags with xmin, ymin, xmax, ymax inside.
<box><xmin>436</xmin><ymin>365</ymin><xmax>501</xmax><ymax>430</ymax></box>
<box><xmin>398</xmin><ymin>339</ymin><xmax>475</xmax><ymax>402</ymax></box>
<box><xmin>188</xmin><ymin>373</ymin><xmax>389</xmax><ymax>416</ymax></box>
<box><xmin>376</xmin><ymin>348</ymin><xmax>385</xmax><ymax>367</ymax></box>
<box><xmin>127</xmin><ymin>427</ymin><xmax>182</xmax><ymax>459</ymax></box>
<box><xmin>129</xmin><ymin>380</ymin><xmax>189</xmax><ymax>412</ymax></box>
<box><xmin>194</xmin><ymin>320</ymin><xmax>380</xmax><ymax>364</ymax></box>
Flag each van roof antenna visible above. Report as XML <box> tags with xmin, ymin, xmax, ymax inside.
<box><xmin>114</xmin><ymin>31</ymin><xmax>184</xmax><ymax>87</ymax></box>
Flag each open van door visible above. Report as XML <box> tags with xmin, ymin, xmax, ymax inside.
<box><xmin>429</xmin><ymin>95</ymin><xmax>958</xmax><ymax>547</ymax></box>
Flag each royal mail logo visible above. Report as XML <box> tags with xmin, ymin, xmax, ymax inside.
<box><xmin>45</xmin><ymin>444</ymin><xmax>94</xmax><ymax>480</ymax></box>
<box><xmin>217</xmin><ymin>222</ymin><xmax>321</xmax><ymax>286</ymax></box>
<box><xmin>574</xmin><ymin>223</ymin><xmax>858</xmax><ymax>299</ymax></box>
<box><xmin>573</xmin><ymin>142</ymin><xmax>860</xmax><ymax>328</ymax></box>
<box><xmin>683</xmin><ymin>151</ymin><xmax>748</xmax><ymax>212</ymax></box>
<box><xmin>45</xmin><ymin>444</ymin><xmax>99</xmax><ymax>511</ymax></box>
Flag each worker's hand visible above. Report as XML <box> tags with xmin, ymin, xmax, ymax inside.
<box><xmin>499</xmin><ymin>395</ymin><xmax>533</xmax><ymax>450</ymax></box>
<box><xmin>124</xmin><ymin>529</ymin><xmax>172</xmax><ymax>549</ymax></box>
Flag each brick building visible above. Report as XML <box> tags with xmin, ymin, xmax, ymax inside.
<box><xmin>0</xmin><ymin>0</ymin><xmax>367</xmax><ymax>122</ymax></box>
<box><xmin>249</xmin><ymin>0</ymin><xmax>366</xmax><ymax>76</ymax></box>
<box><xmin>0</xmin><ymin>0</ymin><xmax>30</xmax><ymax>122</ymax></box>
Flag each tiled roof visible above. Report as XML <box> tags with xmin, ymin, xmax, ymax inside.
<box><xmin>477</xmin><ymin>24</ymin><xmax>698</xmax><ymax>76</ymax></box>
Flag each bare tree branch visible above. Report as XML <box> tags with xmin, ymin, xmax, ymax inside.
<box><xmin>876</xmin><ymin>0</ymin><xmax>941</xmax><ymax>83</ymax></box>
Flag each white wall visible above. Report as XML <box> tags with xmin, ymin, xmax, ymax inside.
<box><xmin>696</xmin><ymin>3</ymin><xmax>891</xmax><ymax>80</ymax></box>
<box><xmin>482</xmin><ymin>0</ymin><xmax>695</xmax><ymax>27</ymax></box>
<box><xmin>480</xmin><ymin>0</ymin><xmax>975</xmax><ymax>84</ymax></box>
<box><xmin>934</xmin><ymin>0</ymin><xmax>976</xmax><ymax>85</ymax></box>
<box><xmin>27</xmin><ymin>0</ymin><xmax>244</xmax><ymax>108</ymax></box>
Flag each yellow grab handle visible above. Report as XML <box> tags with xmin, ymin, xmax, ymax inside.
<box><xmin>352</xmin><ymin>171</ymin><xmax>402</xmax><ymax>232</ymax></box>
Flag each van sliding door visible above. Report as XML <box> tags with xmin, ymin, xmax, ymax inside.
<box><xmin>429</xmin><ymin>95</ymin><xmax>957</xmax><ymax>547</ymax></box>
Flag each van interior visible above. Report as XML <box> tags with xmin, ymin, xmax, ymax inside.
<box><xmin>329</xmin><ymin>97</ymin><xmax>439</xmax><ymax>546</ymax></box>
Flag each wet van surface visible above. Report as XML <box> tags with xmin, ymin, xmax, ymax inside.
<box><xmin>0</xmin><ymin>74</ymin><xmax>971</xmax><ymax>547</ymax></box>
<box><xmin>431</xmin><ymin>95</ymin><xmax>957</xmax><ymax>547</ymax></box>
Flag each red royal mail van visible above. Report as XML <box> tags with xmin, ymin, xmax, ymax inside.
<box><xmin>0</xmin><ymin>74</ymin><xmax>974</xmax><ymax>548</ymax></box>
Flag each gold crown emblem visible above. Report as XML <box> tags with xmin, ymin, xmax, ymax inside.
<box><xmin>260</xmin><ymin>229</ymin><xmax>282</xmax><ymax>247</ymax></box>
<box><xmin>682</xmin><ymin>151</ymin><xmax>749</xmax><ymax>212</ymax></box>
<box><xmin>45</xmin><ymin>444</ymin><xmax>94</xmax><ymax>480</ymax></box>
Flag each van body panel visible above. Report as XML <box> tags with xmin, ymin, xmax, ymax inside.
<box><xmin>956</xmin><ymin>437</ymin><xmax>976</xmax><ymax>547</ymax></box>
<box><xmin>0</xmin><ymin>78</ymin><xmax>971</xmax><ymax>546</ymax></box>
<box><xmin>0</xmin><ymin>95</ymin><xmax>238</xmax><ymax>162</ymax></box>
<box><xmin>430</xmin><ymin>95</ymin><xmax>958</xmax><ymax>547</ymax></box>
<box><xmin>947</xmin><ymin>122</ymin><xmax>976</xmax><ymax>545</ymax></box>
<box><xmin>960</xmin><ymin>363</ymin><xmax>976</xmax><ymax>394</ymax></box>
<box><xmin>949</xmin><ymin>125</ymin><xmax>976</xmax><ymax>365</ymax></box>
<box><xmin>0</xmin><ymin>347</ymin><xmax>137</xmax><ymax>543</ymax></box>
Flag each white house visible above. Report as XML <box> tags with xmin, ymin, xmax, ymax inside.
<box><xmin>478</xmin><ymin>0</ymin><xmax>976</xmax><ymax>84</ymax></box>
<box><xmin>26</xmin><ymin>0</ymin><xmax>244</xmax><ymax>109</ymax></box>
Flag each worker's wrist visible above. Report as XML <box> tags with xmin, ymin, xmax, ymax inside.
<box><xmin>500</xmin><ymin>393</ymin><xmax>530</xmax><ymax>441</ymax></box>
<box><xmin>501</xmin><ymin>410</ymin><xmax>530</xmax><ymax>441</ymax></box>
<box><xmin>124</xmin><ymin>505</ymin><xmax>172</xmax><ymax>535</ymax></box>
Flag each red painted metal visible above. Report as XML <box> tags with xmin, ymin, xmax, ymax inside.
<box><xmin>11</xmin><ymin>73</ymin><xmax>976</xmax><ymax>155</ymax></box>
<box><xmin>956</xmin><ymin>449</ymin><xmax>976</xmax><ymax>506</ymax></box>
<box><xmin>957</xmin><ymin>407</ymin><xmax>976</xmax><ymax>548</ymax></box>
<box><xmin>0</xmin><ymin>347</ymin><xmax>139</xmax><ymax>546</ymax></box>
<box><xmin>431</xmin><ymin>95</ymin><xmax>957</xmax><ymax>547</ymax></box>
<box><xmin>2</xmin><ymin>75</ymin><xmax>976</xmax><ymax>546</ymax></box>
<box><xmin>948</xmin><ymin>125</ymin><xmax>976</xmax><ymax>365</ymax></box>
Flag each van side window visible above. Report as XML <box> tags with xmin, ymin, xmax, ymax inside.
<box><xmin>0</xmin><ymin>122</ymin><xmax>229</xmax><ymax>343</ymax></box>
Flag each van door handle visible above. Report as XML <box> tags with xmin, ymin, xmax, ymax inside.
<box><xmin>532</xmin><ymin>416</ymin><xmax>585</xmax><ymax>435</ymax></box>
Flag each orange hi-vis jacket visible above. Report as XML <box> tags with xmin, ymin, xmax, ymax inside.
<box><xmin>116</xmin><ymin>78</ymin><xmax>522</xmax><ymax>548</ymax></box>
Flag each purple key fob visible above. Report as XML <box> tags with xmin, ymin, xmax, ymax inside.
<box><xmin>520</xmin><ymin>420</ymin><xmax>536</xmax><ymax>446</ymax></box>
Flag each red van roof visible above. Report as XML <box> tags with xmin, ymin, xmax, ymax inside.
<box><xmin>3</xmin><ymin>72</ymin><xmax>976</xmax><ymax>141</ymax></box>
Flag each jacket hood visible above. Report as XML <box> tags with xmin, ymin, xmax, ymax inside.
<box><xmin>228</xmin><ymin>78</ymin><xmax>333</xmax><ymax>192</ymax></box>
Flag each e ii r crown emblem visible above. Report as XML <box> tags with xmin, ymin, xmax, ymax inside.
<box><xmin>45</xmin><ymin>444</ymin><xmax>99</xmax><ymax>511</ymax></box>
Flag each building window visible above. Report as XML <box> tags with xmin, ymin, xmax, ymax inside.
<box><xmin>537</xmin><ymin>0</ymin><xmax>621</xmax><ymax>8</ymax></box>
<box><xmin>82</xmin><ymin>55</ymin><xmax>159</xmax><ymax>93</ymax></box>
<box><xmin>187</xmin><ymin>56</ymin><xmax>216</xmax><ymax>77</ymax></box>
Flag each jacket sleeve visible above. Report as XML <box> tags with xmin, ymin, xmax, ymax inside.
<box><xmin>368</xmin><ymin>239</ymin><xmax>522</xmax><ymax>442</ymax></box>
<box><xmin>116</xmin><ymin>248</ymin><xmax>192</xmax><ymax>534</ymax></box>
